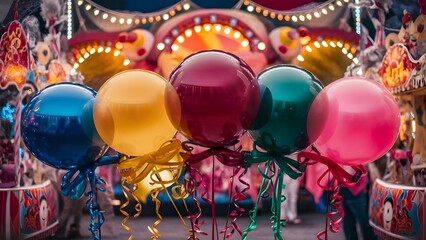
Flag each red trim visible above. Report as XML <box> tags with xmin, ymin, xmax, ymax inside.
<box><xmin>68</xmin><ymin>32</ymin><xmax>120</xmax><ymax>47</ymax></box>
<box><xmin>307</xmin><ymin>28</ymin><xmax>360</xmax><ymax>44</ymax></box>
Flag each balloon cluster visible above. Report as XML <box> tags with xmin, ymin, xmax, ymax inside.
<box><xmin>20</xmin><ymin>50</ymin><xmax>400</xmax><ymax>240</ymax></box>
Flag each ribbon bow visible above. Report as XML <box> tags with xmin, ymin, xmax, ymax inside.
<box><xmin>60</xmin><ymin>146</ymin><xmax>120</xmax><ymax>240</ymax></box>
<box><xmin>242</xmin><ymin>133</ymin><xmax>307</xmax><ymax>240</ymax></box>
<box><xmin>297</xmin><ymin>147</ymin><xmax>367</xmax><ymax>240</ymax></box>
<box><xmin>180</xmin><ymin>141</ymin><xmax>246</xmax><ymax>167</ymax></box>
<box><xmin>117</xmin><ymin>139</ymin><xmax>191</xmax><ymax>240</ymax></box>
<box><xmin>244</xmin><ymin>133</ymin><xmax>306</xmax><ymax>179</ymax></box>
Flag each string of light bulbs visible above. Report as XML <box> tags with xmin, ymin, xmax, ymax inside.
<box><xmin>241</xmin><ymin>0</ymin><xmax>350</xmax><ymax>23</ymax></box>
<box><xmin>76</xmin><ymin>0</ymin><xmax>191</xmax><ymax>25</ymax></box>
<box><xmin>297</xmin><ymin>39</ymin><xmax>358</xmax><ymax>64</ymax></box>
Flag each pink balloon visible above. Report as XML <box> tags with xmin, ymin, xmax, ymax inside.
<box><xmin>307</xmin><ymin>77</ymin><xmax>400</xmax><ymax>166</ymax></box>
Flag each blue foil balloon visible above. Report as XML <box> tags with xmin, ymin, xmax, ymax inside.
<box><xmin>21</xmin><ymin>83</ymin><xmax>105</xmax><ymax>170</ymax></box>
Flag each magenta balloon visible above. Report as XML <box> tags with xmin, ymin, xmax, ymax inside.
<box><xmin>168</xmin><ymin>50</ymin><xmax>260</xmax><ymax>147</ymax></box>
<box><xmin>307</xmin><ymin>77</ymin><xmax>400</xmax><ymax>166</ymax></box>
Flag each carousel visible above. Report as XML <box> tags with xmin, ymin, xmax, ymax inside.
<box><xmin>0</xmin><ymin>0</ymin><xmax>424</xmax><ymax>239</ymax></box>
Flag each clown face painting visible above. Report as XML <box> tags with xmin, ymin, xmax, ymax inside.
<box><xmin>383</xmin><ymin>198</ymin><xmax>393</xmax><ymax>231</ymax></box>
<box><xmin>39</xmin><ymin>196</ymin><xmax>48</xmax><ymax>229</ymax></box>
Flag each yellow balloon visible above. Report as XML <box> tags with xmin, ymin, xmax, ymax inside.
<box><xmin>93</xmin><ymin>70</ymin><xmax>181</xmax><ymax>156</ymax></box>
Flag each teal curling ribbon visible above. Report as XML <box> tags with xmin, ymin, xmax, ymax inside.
<box><xmin>242</xmin><ymin>134</ymin><xmax>307</xmax><ymax>240</ymax></box>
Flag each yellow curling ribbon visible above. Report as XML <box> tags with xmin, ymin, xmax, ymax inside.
<box><xmin>117</xmin><ymin>139</ymin><xmax>191</xmax><ymax>240</ymax></box>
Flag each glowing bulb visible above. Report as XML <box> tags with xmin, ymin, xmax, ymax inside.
<box><xmin>177</xmin><ymin>36</ymin><xmax>185</xmax><ymax>43</ymax></box>
<box><xmin>194</xmin><ymin>26</ymin><xmax>201</xmax><ymax>33</ymax></box>
<box><xmin>102</xmin><ymin>13</ymin><xmax>108</xmax><ymax>19</ymax></box>
<box><xmin>292</xmin><ymin>16</ymin><xmax>298</xmax><ymax>22</ymax></box>
<box><xmin>127</xmin><ymin>18</ymin><xmax>132</xmax><ymax>24</ymax></box>
<box><xmin>171</xmin><ymin>44</ymin><xmax>179</xmax><ymax>51</ymax></box>
<box><xmin>185</xmin><ymin>29</ymin><xmax>192</xmax><ymax>37</ymax></box>
<box><xmin>347</xmin><ymin>53</ymin><xmax>353</xmax><ymax>59</ymax></box>
<box><xmin>114</xmin><ymin>50</ymin><xmax>120</xmax><ymax>56</ymax></box>
<box><xmin>90</xmin><ymin>48</ymin><xmax>96</xmax><ymax>54</ymax></box>
<box><xmin>85</xmin><ymin>4</ymin><xmax>91</xmax><ymax>11</ymax></box>
<box><xmin>148</xmin><ymin>17</ymin><xmax>154</xmax><ymax>23</ymax></box>
<box><xmin>321</xmin><ymin>41</ymin><xmax>328</xmax><ymax>47</ymax></box>
<box><xmin>111</xmin><ymin>17</ymin><xmax>116</xmax><ymax>23</ymax></box>
<box><xmin>84</xmin><ymin>52</ymin><xmax>89</xmax><ymax>58</ymax></box>
<box><xmin>305</xmin><ymin>46</ymin><xmax>312</xmax><ymax>52</ymax></box>
<box><xmin>98</xmin><ymin>47</ymin><xmax>104</xmax><ymax>53</ymax></box>
<box><xmin>204</xmin><ymin>24</ymin><xmax>211</xmax><ymax>32</ymax></box>
<box><xmin>241</xmin><ymin>40</ymin><xmax>249</xmax><ymax>47</ymax></box>
<box><xmin>105</xmin><ymin>47</ymin><xmax>111</xmax><ymax>53</ymax></box>
<box><xmin>94</xmin><ymin>9</ymin><xmax>99</xmax><ymax>15</ymax></box>
<box><xmin>306</xmin><ymin>14</ymin><xmax>312</xmax><ymax>20</ymax></box>
<box><xmin>257</xmin><ymin>42</ymin><xmax>266</xmax><ymax>50</ymax></box>
<box><xmin>297</xmin><ymin>55</ymin><xmax>304</xmax><ymax>61</ymax></box>
<box><xmin>183</xmin><ymin>3</ymin><xmax>190</xmax><ymax>10</ymax></box>
<box><xmin>233</xmin><ymin>31</ymin><xmax>241</xmax><ymax>39</ymax></box>
<box><xmin>134</xmin><ymin>19</ymin><xmax>140</xmax><ymax>24</ymax></box>
<box><xmin>356</xmin><ymin>68</ymin><xmax>363</xmax><ymax>75</ymax></box>
<box><xmin>123</xmin><ymin>59</ymin><xmax>130</xmax><ymax>66</ymax></box>
<box><xmin>163</xmin><ymin>14</ymin><xmax>169</xmax><ymax>20</ymax></box>
<box><xmin>224</xmin><ymin>27</ymin><xmax>231</xmax><ymax>35</ymax></box>
<box><xmin>329</xmin><ymin>41</ymin><xmax>336</xmax><ymax>47</ymax></box>
<box><xmin>247</xmin><ymin>5</ymin><xmax>254</xmax><ymax>12</ymax></box>
<box><xmin>353</xmin><ymin>58</ymin><xmax>359</xmax><ymax>64</ymax></box>
<box><xmin>343</xmin><ymin>0</ymin><xmax>349</xmax><ymax>2</ymax></box>
<box><xmin>342</xmin><ymin>48</ymin><xmax>348</xmax><ymax>54</ymax></box>
<box><xmin>263</xmin><ymin>10</ymin><xmax>268</xmax><ymax>17</ymax></box>
<box><xmin>78</xmin><ymin>0</ymin><xmax>83</xmax><ymax>6</ymax></box>
<box><xmin>314</xmin><ymin>41</ymin><xmax>321</xmax><ymax>48</ymax></box>
<box><xmin>255</xmin><ymin>7</ymin><xmax>261</xmax><ymax>13</ymax></box>
<box><xmin>157</xmin><ymin>43</ymin><xmax>165</xmax><ymax>50</ymax></box>
<box><xmin>119</xmin><ymin>18</ymin><xmax>125</xmax><ymax>24</ymax></box>
<box><xmin>78</xmin><ymin>57</ymin><xmax>84</xmax><ymax>63</ymax></box>
<box><xmin>115</xmin><ymin>42</ymin><xmax>123</xmax><ymax>50</ymax></box>
<box><xmin>336</xmin><ymin>1</ymin><xmax>342</xmax><ymax>6</ymax></box>
<box><xmin>314</xmin><ymin>12</ymin><xmax>320</xmax><ymax>18</ymax></box>
<box><xmin>73</xmin><ymin>63</ymin><xmax>79</xmax><ymax>69</ymax></box>
<box><xmin>337</xmin><ymin>41</ymin><xmax>343</xmax><ymax>48</ymax></box>
<box><xmin>215</xmin><ymin>24</ymin><xmax>222</xmax><ymax>31</ymax></box>
<box><xmin>299</xmin><ymin>15</ymin><xmax>305</xmax><ymax>21</ymax></box>
<box><xmin>329</xmin><ymin>5</ymin><xmax>335</xmax><ymax>11</ymax></box>
<box><xmin>322</xmin><ymin>9</ymin><xmax>328</xmax><ymax>15</ymax></box>
<box><xmin>278</xmin><ymin>15</ymin><xmax>284</xmax><ymax>21</ymax></box>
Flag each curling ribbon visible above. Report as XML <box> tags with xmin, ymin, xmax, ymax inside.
<box><xmin>242</xmin><ymin>161</ymin><xmax>275</xmax><ymax>239</ymax></box>
<box><xmin>220</xmin><ymin>166</ymin><xmax>249</xmax><ymax>239</ymax></box>
<box><xmin>183</xmin><ymin>160</ymin><xmax>207</xmax><ymax>239</ymax></box>
<box><xmin>244</xmin><ymin>133</ymin><xmax>306</xmax><ymax>179</ymax></box>
<box><xmin>59</xmin><ymin>148</ymin><xmax>120</xmax><ymax>240</ymax></box>
<box><xmin>181</xmin><ymin>141</ymin><xmax>247</xmax><ymax>239</ymax></box>
<box><xmin>117</xmin><ymin>139</ymin><xmax>191</xmax><ymax>240</ymax></box>
<box><xmin>297</xmin><ymin>148</ymin><xmax>367</xmax><ymax>240</ymax></box>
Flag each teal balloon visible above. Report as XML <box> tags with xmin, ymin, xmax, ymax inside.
<box><xmin>249</xmin><ymin>65</ymin><xmax>323</xmax><ymax>155</ymax></box>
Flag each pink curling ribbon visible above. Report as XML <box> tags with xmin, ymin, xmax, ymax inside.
<box><xmin>181</xmin><ymin>141</ymin><xmax>246</xmax><ymax>240</ymax></box>
<box><xmin>220</xmin><ymin>166</ymin><xmax>249</xmax><ymax>239</ymax></box>
<box><xmin>297</xmin><ymin>147</ymin><xmax>367</xmax><ymax>240</ymax></box>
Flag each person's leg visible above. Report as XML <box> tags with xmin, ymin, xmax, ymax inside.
<box><xmin>68</xmin><ymin>197</ymin><xmax>85</xmax><ymax>238</ymax></box>
<box><xmin>341</xmin><ymin>189</ymin><xmax>359</xmax><ymax>240</ymax></box>
<box><xmin>351</xmin><ymin>193</ymin><xmax>377</xmax><ymax>240</ymax></box>
<box><xmin>280</xmin><ymin>176</ymin><xmax>300</xmax><ymax>223</ymax></box>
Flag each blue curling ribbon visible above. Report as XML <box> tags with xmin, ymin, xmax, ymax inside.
<box><xmin>60</xmin><ymin>154</ymin><xmax>120</xmax><ymax>239</ymax></box>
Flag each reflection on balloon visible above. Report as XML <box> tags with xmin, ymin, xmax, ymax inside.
<box><xmin>307</xmin><ymin>77</ymin><xmax>400</xmax><ymax>166</ymax></box>
<box><xmin>249</xmin><ymin>65</ymin><xmax>323</xmax><ymax>155</ymax></box>
<box><xmin>167</xmin><ymin>50</ymin><xmax>260</xmax><ymax>147</ymax></box>
<box><xmin>21</xmin><ymin>82</ymin><xmax>105</xmax><ymax>170</ymax></box>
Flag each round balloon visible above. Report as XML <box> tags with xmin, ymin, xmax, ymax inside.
<box><xmin>93</xmin><ymin>70</ymin><xmax>179</xmax><ymax>156</ymax></box>
<box><xmin>249</xmin><ymin>65</ymin><xmax>323</xmax><ymax>155</ymax></box>
<box><xmin>167</xmin><ymin>50</ymin><xmax>260</xmax><ymax>147</ymax></box>
<box><xmin>307</xmin><ymin>77</ymin><xmax>400</xmax><ymax>166</ymax></box>
<box><xmin>21</xmin><ymin>82</ymin><xmax>105</xmax><ymax>170</ymax></box>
